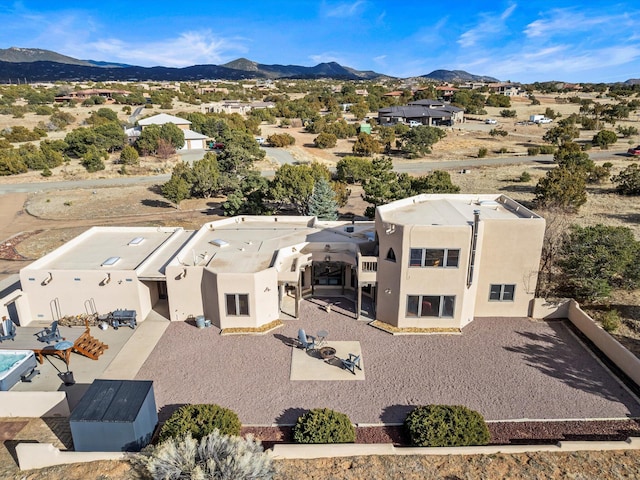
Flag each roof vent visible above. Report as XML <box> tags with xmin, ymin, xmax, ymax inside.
<box><xmin>128</xmin><ymin>236</ymin><xmax>145</xmax><ymax>246</ymax></box>
<box><xmin>210</xmin><ymin>239</ymin><xmax>229</xmax><ymax>247</ymax></box>
<box><xmin>101</xmin><ymin>256</ymin><xmax>120</xmax><ymax>266</ymax></box>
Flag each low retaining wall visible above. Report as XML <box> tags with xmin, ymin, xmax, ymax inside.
<box><xmin>0</xmin><ymin>391</ymin><xmax>69</xmax><ymax>417</ymax></box>
<box><xmin>271</xmin><ymin>437</ymin><xmax>640</xmax><ymax>459</ymax></box>
<box><xmin>566</xmin><ymin>300</ymin><xmax>640</xmax><ymax>387</ymax></box>
<box><xmin>16</xmin><ymin>443</ymin><xmax>124</xmax><ymax>471</ymax></box>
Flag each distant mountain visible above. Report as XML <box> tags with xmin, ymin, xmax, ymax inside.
<box><xmin>422</xmin><ymin>69</ymin><xmax>500</xmax><ymax>83</ymax></box>
<box><xmin>625</xmin><ymin>78</ymin><xmax>640</xmax><ymax>85</ymax></box>
<box><xmin>0</xmin><ymin>47</ymin><xmax>94</xmax><ymax>67</ymax></box>
<box><xmin>85</xmin><ymin>60</ymin><xmax>133</xmax><ymax>68</ymax></box>
<box><xmin>222</xmin><ymin>57</ymin><xmax>384</xmax><ymax>80</ymax></box>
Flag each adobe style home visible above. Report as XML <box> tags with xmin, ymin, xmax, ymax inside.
<box><xmin>10</xmin><ymin>194</ymin><xmax>544</xmax><ymax>332</ymax></box>
<box><xmin>124</xmin><ymin>113</ymin><xmax>209</xmax><ymax>150</ymax></box>
<box><xmin>377</xmin><ymin>99</ymin><xmax>464</xmax><ymax>127</ymax></box>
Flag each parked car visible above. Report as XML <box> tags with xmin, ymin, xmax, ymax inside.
<box><xmin>255</xmin><ymin>137</ymin><xmax>265</xmax><ymax>145</ymax></box>
<box><xmin>628</xmin><ymin>145</ymin><xmax>640</xmax><ymax>156</ymax></box>
<box><xmin>537</xmin><ymin>118</ymin><xmax>553</xmax><ymax>124</ymax></box>
<box><xmin>408</xmin><ymin>120</ymin><xmax>422</xmax><ymax>128</ymax></box>
<box><xmin>485</xmin><ymin>119</ymin><xmax>497</xmax><ymax>125</ymax></box>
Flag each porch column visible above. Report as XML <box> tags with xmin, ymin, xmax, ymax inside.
<box><xmin>356</xmin><ymin>284</ymin><xmax>362</xmax><ymax>320</ymax></box>
<box><xmin>295</xmin><ymin>278</ymin><xmax>301</xmax><ymax>319</ymax></box>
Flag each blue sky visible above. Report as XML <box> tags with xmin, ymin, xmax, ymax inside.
<box><xmin>0</xmin><ymin>1</ymin><xmax>639</xmax><ymax>83</ymax></box>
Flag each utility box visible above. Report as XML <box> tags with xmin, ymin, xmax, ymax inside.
<box><xmin>70</xmin><ymin>379</ymin><xmax>158</xmax><ymax>452</ymax></box>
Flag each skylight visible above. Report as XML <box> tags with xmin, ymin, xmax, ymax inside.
<box><xmin>128</xmin><ymin>236</ymin><xmax>145</xmax><ymax>245</ymax></box>
<box><xmin>101</xmin><ymin>256</ymin><xmax>120</xmax><ymax>266</ymax></box>
<box><xmin>209</xmin><ymin>239</ymin><xmax>229</xmax><ymax>247</ymax></box>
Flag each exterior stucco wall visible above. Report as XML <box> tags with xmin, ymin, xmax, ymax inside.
<box><xmin>216</xmin><ymin>269</ymin><xmax>279</xmax><ymax>329</ymax></box>
<box><xmin>165</xmin><ymin>265</ymin><xmax>204</xmax><ymax>321</ymax></box>
<box><xmin>20</xmin><ymin>269</ymin><xmax>148</xmax><ymax>321</ymax></box>
<box><xmin>473</xmin><ymin>218</ymin><xmax>546</xmax><ymax>317</ymax></box>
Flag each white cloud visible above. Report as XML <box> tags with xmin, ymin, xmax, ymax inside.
<box><xmin>82</xmin><ymin>30</ymin><xmax>243</xmax><ymax>67</ymax></box>
<box><xmin>309</xmin><ymin>52</ymin><xmax>347</xmax><ymax>64</ymax></box>
<box><xmin>323</xmin><ymin>0</ymin><xmax>366</xmax><ymax>18</ymax></box>
<box><xmin>458</xmin><ymin>4</ymin><xmax>517</xmax><ymax>48</ymax></box>
<box><xmin>524</xmin><ymin>9</ymin><xmax>628</xmax><ymax>38</ymax></box>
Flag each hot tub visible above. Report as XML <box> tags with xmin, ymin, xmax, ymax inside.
<box><xmin>0</xmin><ymin>350</ymin><xmax>37</xmax><ymax>391</ymax></box>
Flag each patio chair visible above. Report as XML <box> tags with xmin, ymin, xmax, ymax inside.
<box><xmin>341</xmin><ymin>353</ymin><xmax>362</xmax><ymax>375</ymax></box>
<box><xmin>0</xmin><ymin>317</ymin><xmax>16</xmax><ymax>342</ymax></box>
<box><xmin>34</xmin><ymin>321</ymin><xmax>62</xmax><ymax>344</ymax></box>
<box><xmin>297</xmin><ymin>328</ymin><xmax>316</xmax><ymax>351</ymax></box>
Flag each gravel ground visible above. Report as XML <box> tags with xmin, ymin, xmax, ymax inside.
<box><xmin>135</xmin><ymin>297</ymin><xmax>640</xmax><ymax>426</ymax></box>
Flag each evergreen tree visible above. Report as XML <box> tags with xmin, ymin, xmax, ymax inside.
<box><xmin>307</xmin><ymin>178</ymin><xmax>339</xmax><ymax>220</ymax></box>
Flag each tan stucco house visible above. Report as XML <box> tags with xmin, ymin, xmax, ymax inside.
<box><xmin>12</xmin><ymin>194</ymin><xmax>544</xmax><ymax>332</ymax></box>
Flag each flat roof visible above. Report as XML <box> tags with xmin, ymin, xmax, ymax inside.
<box><xmin>377</xmin><ymin>194</ymin><xmax>541</xmax><ymax>226</ymax></box>
<box><xmin>172</xmin><ymin>217</ymin><xmax>376</xmax><ymax>274</ymax></box>
<box><xmin>30</xmin><ymin>227</ymin><xmax>184</xmax><ymax>271</ymax></box>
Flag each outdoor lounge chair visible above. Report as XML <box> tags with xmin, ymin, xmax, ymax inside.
<box><xmin>34</xmin><ymin>321</ymin><xmax>62</xmax><ymax>344</ymax></box>
<box><xmin>341</xmin><ymin>353</ymin><xmax>361</xmax><ymax>375</ymax></box>
<box><xmin>0</xmin><ymin>318</ymin><xmax>16</xmax><ymax>342</ymax></box>
<box><xmin>297</xmin><ymin>328</ymin><xmax>316</xmax><ymax>351</ymax></box>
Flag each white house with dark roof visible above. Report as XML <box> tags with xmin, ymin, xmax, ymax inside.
<box><xmin>131</xmin><ymin>113</ymin><xmax>208</xmax><ymax>150</ymax></box>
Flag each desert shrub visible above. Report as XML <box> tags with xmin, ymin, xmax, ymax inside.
<box><xmin>120</xmin><ymin>145</ymin><xmax>139</xmax><ymax>165</ymax></box>
<box><xmin>528</xmin><ymin>147</ymin><xmax>540</xmax><ymax>156</ymax></box>
<box><xmin>499</xmin><ymin>109</ymin><xmax>516</xmax><ymax>118</ymax></box>
<box><xmin>519</xmin><ymin>171</ymin><xmax>532</xmax><ymax>182</ymax></box>
<box><xmin>41</xmin><ymin>166</ymin><xmax>52</xmax><ymax>177</ymax></box>
<box><xmin>267</xmin><ymin>133</ymin><xmax>295</xmax><ymax>147</ymax></box>
<box><xmin>140</xmin><ymin>431</ymin><xmax>273</xmax><ymax>480</ymax></box>
<box><xmin>497</xmin><ymin>147</ymin><xmax>509</xmax><ymax>153</ymax></box>
<box><xmin>477</xmin><ymin>147</ymin><xmax>488</xmax><ymax>158</ymax></box>
<box><xmin>489</xmin><ymin>128</ymin><xmax>508</xmax><ymax>137</ymax></box>
<box><xmin>404</xmin><ymin>405</ymin><xmax>490</xmax><ymax>447</ymax></box>
<box><xmin>617</xmin><ymin>126</ymin><xmax>638</xmax><ymax>138</ymax></box>
<box><xmin>314</xmin><ymin>131</ymin><xmax>337</xmax><ymax>149</ymax></box>
<box><xmin>293</xmin><ymin>408</ymin><xmax>356</xmax><ymax>444</ymax></box>
<box><xmin>538</xmin><ymin>145</ymin><xmax>556</xmax><ymax>154</ymax></box>
<box><xmin>601</xmin><ymin>310</ymin><xmax>621</xmax><ymax>333</ymax></box>
<box><xmin>158</xmin><ymin>404</ymin><xmax>241</xmax><ymax>443</ymax></box>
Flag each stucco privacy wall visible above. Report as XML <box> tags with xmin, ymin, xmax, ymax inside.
<box><xmin>0</xmin><ymin>392</ymin><xmax>69</xmax><ymax>417</ymax></box>
<box><xmin>0</xmin><ymin>276</ymin><xmax>31</xmax><ymax>326</ymax></box>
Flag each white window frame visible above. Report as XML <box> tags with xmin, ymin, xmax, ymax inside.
<box><xmin>225</xmin><ymin>293</ymin><xmax>250</xmax><ymax>316</ymax></box>
<box><xmin>409</xmin><ymin>248</ymin><xmax>460</xmax><ymax>268</ymax></box>
<box><xmin>489</xmin><ymin>284</ymin><xmax>516</xmax><ymax>302</ymax></box>
<box><xmin>406</xmin><ymin>294</ymin><xmax>455</xmax><ymax>318</ymax></box>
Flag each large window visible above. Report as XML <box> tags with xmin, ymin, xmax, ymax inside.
<box><xmin>226</xmin><ymin>294</ymin><xmax>249</xmax><ymax>316</ymax></box>
<box><xmin>489</xmin><ymin>284</ymin><xmax>515</xmax><ymax>301</ymax></box>
<box><xmin>406</xmin><ymin>295</ymin><xmax>455</xmax><ymax>317</ymax></box>
<box><xmin>409</xmin><ymin>248</ymin><xmax>460</xmax><ymax>268</ymax></box>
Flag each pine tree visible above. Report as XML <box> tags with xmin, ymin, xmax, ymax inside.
<box><xmin>307</xmin><ymin>178</ymin><xmax>339</xmax><ymax>220</ymax></box>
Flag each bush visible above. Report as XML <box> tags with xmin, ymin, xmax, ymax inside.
<box><xmin>293</xmin><ymin>408</ymin><xmax>356</xmax><ymax>444</ymax></box>
<box><xmin>314</xmin><ymin>132</ymin><xmax>337</xmax><ymax>149</ymax></box>
<box><xmin>267</xmin><ymin>133</ymin><xmax>295</xmax><ymax>147</ymax></box>
<box><xmin>477</xmin><ymin>147</ymin><xmax>488</xmax><ymax>158</ymax></box>
<box><xmin>158</xmin><ymin>404</ymin><xmax>241</xmax><ymax>443</ymax></box>
<box><xmin>499</xmin><ymin>109</ymin><xmax>517</xmax><ymax>118</ymax></box>
<box><xmin>120</xmin><ymin>145</ymin><xmax>139</xmax><ymax>165</ymax></box>
<box><xmin>539</xmin><ymin>145</ymin><xmax>556</xmax><ymax>154</ymax></box>
<box><xmin>404</xmin><ymin>405</ymin><xmax>490</xmax><ymax>447</ymax></box>
<box><xmin>519</xmin><ymin>171</ymin><xmax>532</xmax><ymax>182</ymax></box>
<box><xmin>489</xmin><ymin>128</ymin><xmax>508</xmax><ymax>137</ymax></box>
<box><xmin>528</xmin><ymin>147</ymin><xmax>540</xmax><ymax>156</ymax></box>
<box><xmin>601</xmin><ymin>310</ymin><xmax>621</xmax><ymax>333</ymax></box>
<box><xmin>141</xmin><ymin>431</ymin><xmax>274</xmax><ymax>480</ymax></box>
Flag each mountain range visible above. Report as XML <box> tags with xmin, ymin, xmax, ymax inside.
<box><xmin>0</xmin><ymin>46</ymin><xmax>499</xmax><ymax>83</ymax></box>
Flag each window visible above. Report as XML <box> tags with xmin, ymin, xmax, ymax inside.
<box><xmin>225</xmin><ymin>294</ymin><xmax>249</xmax><ymax>316</ymax></box>
<box><xmin>406</xmin><ymin>295</ymin><xmax>455</xmax><ymax>317</ymax></box>
<box><xmin>489</xmin><ymin>284</ymin><xmax>516</xmax><ymax>301</ymax></box>
<box><xmin>409</xmin><ymin>248</ymin><xmax>460</xmax><ymax>268</ymax></box>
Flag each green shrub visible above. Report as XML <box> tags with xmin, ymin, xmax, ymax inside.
<box><xmin>601</xmin><ymin>310</ymin><xmax>621</xmax><ymax>333</ymax></box>
<box><xmin>267</xmin><ymin>133</ymin><xmax>295</xmax><ymax>147</ymax></box>
<box><xmin>519</xmin><ymin>171</ymin><xmax>532</xmax><ymax>182</ymax></box>
<box><xmin>158</xmin><ymin>404</ymin><xmax>241</xmax><ymax>443</ymax></box>
<box><xmin>141</xmin><ymin>431</ymin><xmax>274</xmax><ymax>480</ymax></box>
<box><xmin>293</xmin><ymin>408</ymin><xmax>356</xmax><ymax>444</ymax></box>
<box><xmin>539</xmin><ymin>145</ymin><xmax>556</xmax><ymax>154</ymax></box>
<box><xmin>528</xmin><ymin>147</ymin><xmax>540</xmax><ymax>156</ymax></box>
<box><xmin>477</xmin><ymin>147</ymin><xmax>488</xmax><ymax>158</ymax></box>
<box><xmin>404</xmin><ymin>405</ymin><xmax>490</xmax><ymax>447</ymax></box>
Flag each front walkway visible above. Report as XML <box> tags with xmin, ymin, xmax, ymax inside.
<box><xmin>135</xmin><ymin>298</ymin><xmax>640</xmax><ymax>425</ymax></box>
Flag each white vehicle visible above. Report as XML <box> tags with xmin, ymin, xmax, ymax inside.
<box><xmin>537</xmin><ymin>117</ymin><xmax>553</xmax><ymax>124</ymax></box>
<box><xmin>485</xmin><ymin>119</ymin><xmax>497</xmax><ymax>125</ymax></box>
<box><xmin>408</xmin><ymin>120</ymin><xmax>422</xmax><ymax>128</ymax></box>
<box><xmin>255</xmin><ymin>137</ymin><xmax>265</xmax><ymax>145</ymax></box>
<box><xmin>530</xmin><ymin>114</ymin><xmax>552</xmax><ymax>124</ymax></box>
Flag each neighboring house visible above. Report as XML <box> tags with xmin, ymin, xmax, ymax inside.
<box><xmin>488</xmin><ymin>83</ymin><xmax>523</xmax><ymax>96</ymax></box>
<box><xmin>54</xmin><ymin>89</ymin><xmax>129</xmax><ymax>103</ymax></box>
<box><xmin>201</xmin><ymin>101</ymin><xmax>275</xmax><ymax>115</ymax></box>
<box><xmin>377</xmin><ymin>99</ymin><xmax>464</xmax><ymax>126</ymax></box>
<box><xmin>435</xmin><ymin>85</ymin><xmax>458</xmax><ymax>100</ymax></box>
<box><xmin>15</xmin><ymin>194</ymin><xmax>544</xmax><ymax>333</ymax></box>
<box><xmin>133</xmin><ymin>113</ymin><xmax>208</xmax><ymax>150</ymax></box>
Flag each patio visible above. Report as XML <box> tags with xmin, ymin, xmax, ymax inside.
<box><xmin>134</xmin><ymin>297</ymin><xmax>640</xmax><ymax>426</ymax></box>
